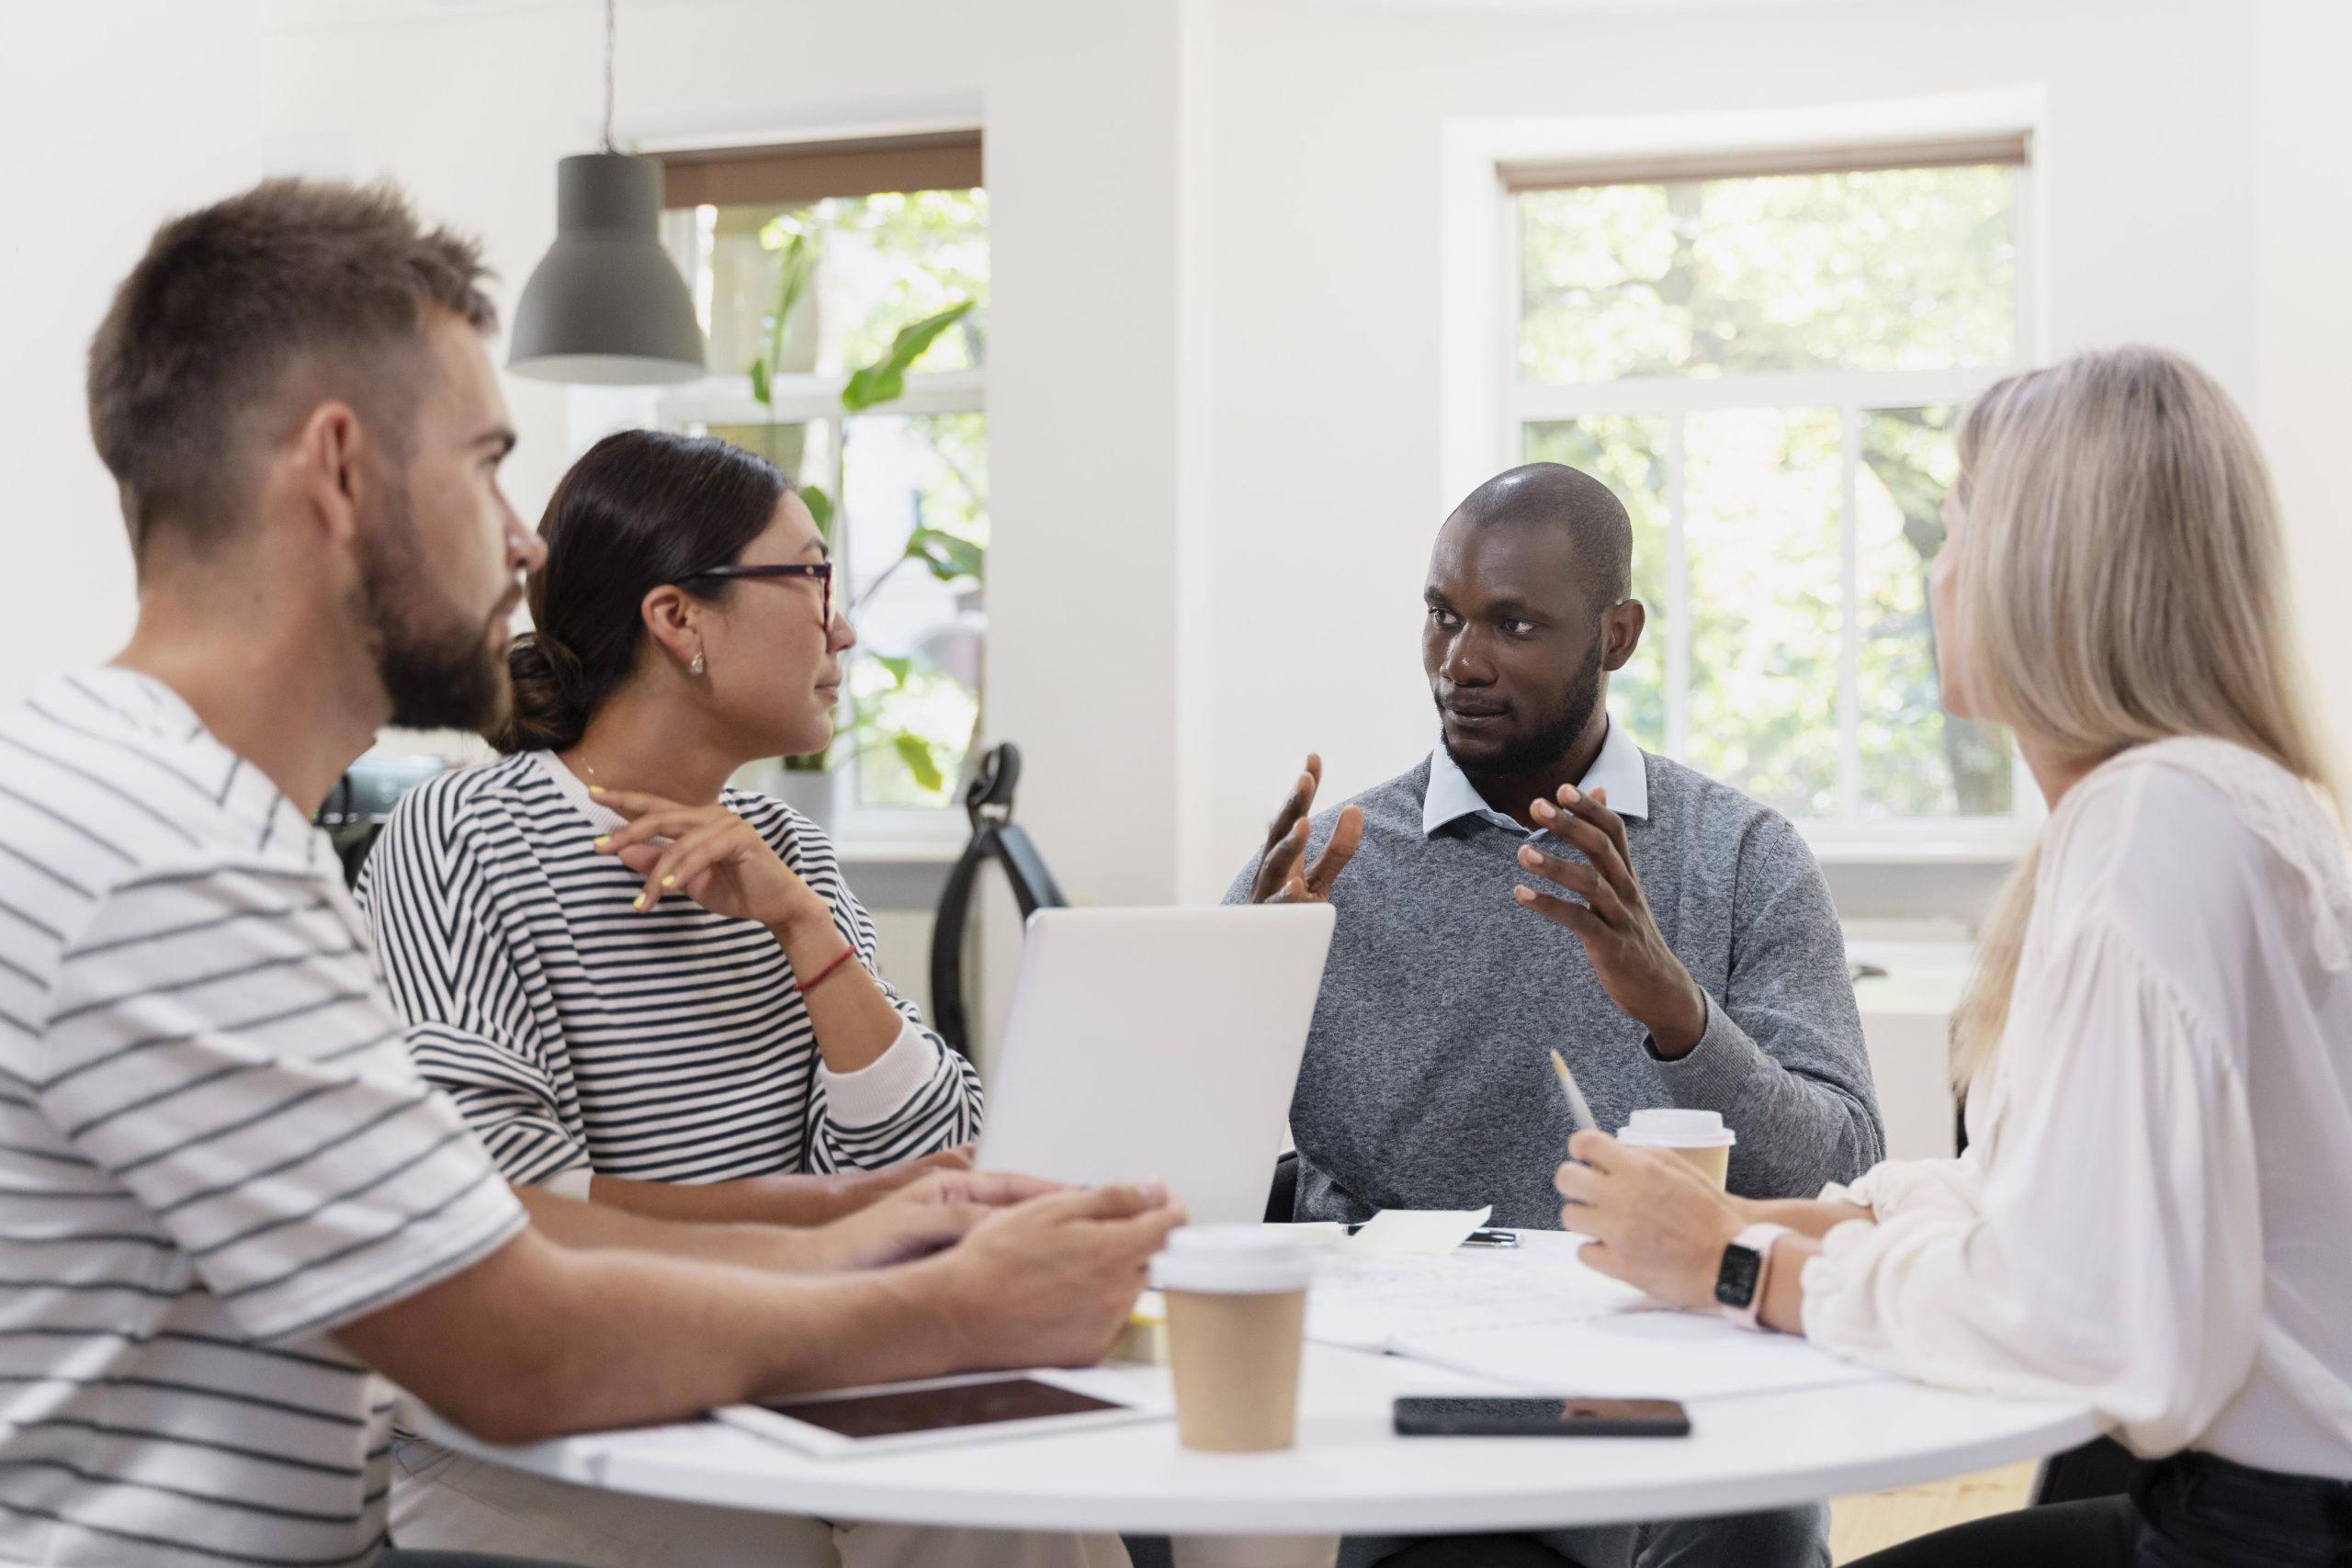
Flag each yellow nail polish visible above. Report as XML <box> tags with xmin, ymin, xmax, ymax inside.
<box><xmin>662</xmin><ymin>875</ymin><xmax>675</xmax><ymax>887</ymax></box>
<box><xmin>593</xmin><ymin>836</ymin><xmax>609</xmax><ymax>849</ymax></box>
<box><xmin>631</xmin><ymin>896</ymin><xmax>645</xmax><ymax>910</ymax></box>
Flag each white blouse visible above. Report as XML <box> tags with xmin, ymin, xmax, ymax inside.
<box><xmin>1803</xmin><ymin>739</ymin><xmax>2352</xmax><ymax>1478</ymax></box>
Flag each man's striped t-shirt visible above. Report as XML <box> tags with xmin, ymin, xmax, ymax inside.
<box><xmin>356</xmin><ymin>750</ymin><xmax>981</xmax><ymax>1190</ymax></box>
<box><xmin>0</xmin><ymin>669</ymin><xmax>526</xmax><ymax>1567</ymax></box>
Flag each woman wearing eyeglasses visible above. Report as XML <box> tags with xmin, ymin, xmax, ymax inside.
<box><xmin>361</xmin><ymin>428</ymin><xmax>983</xmax><ymax>1233</ymax></box>
<box><xmin>359</xmin><ymin>435</ymin><xmax>1111</xmax><ymax>1566</ymax></box>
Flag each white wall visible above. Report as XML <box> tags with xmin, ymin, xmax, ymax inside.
<box><xmin>2255</xmin><ymin>0</ymin><xmax>2352</xmax><ymax>769</ymax></box>
<box><xmin>0</xmin><ymin>1</ymin><xmax>264</xmax><ymax>705</ymax></box>
<box><xmin>1186</xmin><ymin>0</ymin><xmax>2271</xmax><ymax>903</ymax></box>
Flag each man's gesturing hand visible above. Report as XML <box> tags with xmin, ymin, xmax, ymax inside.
<box><xmin>940</xmin><ymin>1183</ymin><xmax>1186</xmax><ymax>1370</ymax></box>
<box><xmin>1249</xmin><ymin>752</ymin><xmax>1365</xmax><ymax>904</ymax></box>
<box><xmin>1512</xmin><ymin>784</ymin><xmax>1709</xmax><ymax>1056</ymax></box>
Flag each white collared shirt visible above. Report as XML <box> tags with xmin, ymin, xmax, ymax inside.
<box><xmin>1422</xmin><ymin>715</ymin><xmax>1650</xmax><ymax>838</ymax></box>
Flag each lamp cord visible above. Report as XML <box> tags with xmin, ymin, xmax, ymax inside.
<box><xmin>601</xmin><ymin>0</ymin><xmax>616</xmax><ymax>152</ymax></box>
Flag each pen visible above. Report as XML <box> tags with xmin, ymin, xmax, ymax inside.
<box><xmin>1548</xmin><ymin>1048</ymin><xmax>1598</xmax><ymax>1134</ymax></box>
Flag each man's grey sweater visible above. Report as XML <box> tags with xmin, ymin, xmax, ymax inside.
<box><xmin>1227</xmin><ymin>750</ymin><xmax>1883</xmax><ymax>1230</ymax></box>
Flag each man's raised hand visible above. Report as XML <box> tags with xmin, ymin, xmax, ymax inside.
<box><xmin>1249</xmin><ymin>752</ymin><xmax>1365</xmax><ymax>905</ymax></box>
<box><xmin>1511</xmin><ymin>783</ymin><xmax>1709</xmax><ymax>1055</ymax></box>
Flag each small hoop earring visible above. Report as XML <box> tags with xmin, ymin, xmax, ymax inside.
<box><xmin>689</xmin><ymin>652</ymin><xmax>707</xmax><ymax>676</ymax></box>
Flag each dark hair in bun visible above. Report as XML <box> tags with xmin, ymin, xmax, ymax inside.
<box><xmin>489</xmin><ymin>430</ymin><xmax>786</xmax><ymax>754</ymax></box>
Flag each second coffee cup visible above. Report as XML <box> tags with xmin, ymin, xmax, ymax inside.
<box><xmin>1150</xmin><ymin>1225</ymin><xmax>1312</xmax><ymax>1452</ymax></box>
<box><xmin>1616</xmin><ymin>1108</ymin><xmax>1736</xmax><ymax>1189</ymax></box>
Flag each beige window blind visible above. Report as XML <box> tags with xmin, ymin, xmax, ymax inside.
<box><xmin>662</xmin><ymin>130</ymin><xmax>982</xmax><ymax>209</ymax></box>
<box><xmin>1501</xmin><ymin>131</ymin><xmax>2030</xmax><ymax>194</ymax></box>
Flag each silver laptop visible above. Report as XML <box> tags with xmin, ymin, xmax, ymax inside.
<box><xmin>975</xmin><ymin>905</ymin><xmax>1337</xmax><ymax>1224</ymax></box>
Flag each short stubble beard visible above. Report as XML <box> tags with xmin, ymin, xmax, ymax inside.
<box><xmin>1439</xmin><ymin>628</ymin><xmax>1606</xmax><ymax>782</ymax></box>
<box><xmin>353</xmin><ymin>478</ymin><xmax>514</xmax><ymax>733</ymax></box>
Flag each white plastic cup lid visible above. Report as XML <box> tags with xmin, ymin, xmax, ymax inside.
<box><xmin>1616</xmin><ymin>1108</ymin><xmax>1736</xmax><ymax>1148</ymax></box>
<box><xmin>1150</xmin><ymin>1224</ymin><xmax>1315</xmax><ymax>1294</ymax></box>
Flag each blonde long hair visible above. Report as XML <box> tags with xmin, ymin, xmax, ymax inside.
<box><xmin>1947</xmin><ymin>346</ymin><xmax>2339</xmax><ymax>1089</ymax></box>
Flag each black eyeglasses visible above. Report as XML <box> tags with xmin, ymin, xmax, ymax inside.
<box><xmin>676</xmin><ymin>561</ymin><xmax>833</xmax><ymax>626</ymax></box>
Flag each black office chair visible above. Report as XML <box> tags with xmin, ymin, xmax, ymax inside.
<box><xmin>928</xmin><ymin>742</ymin><xmax>1067</xmax><ymax>1060</ymax></box>
<box><xmin>317</xmin><ymin>753</ymin><xmax>449</xmax><ymax>889</ymax></box>
<box><xmin>1266</xmin><ymin>1149</ymin><xmax>1300</xmax><ymax>1224</ymax></box>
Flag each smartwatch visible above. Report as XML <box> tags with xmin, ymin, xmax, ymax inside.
<box><xmin>1714</xmin><ymin>1222</ymin><xmax>1792</xmax><ymax>1332</ymax></box>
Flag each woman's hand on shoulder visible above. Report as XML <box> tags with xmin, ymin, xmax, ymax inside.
<box><xmin>590</xmin><ymin>786</ymin><xmax>830</xmax><ymax>935</ymax></box>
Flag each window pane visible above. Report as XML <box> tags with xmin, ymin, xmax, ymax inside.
<box><xmin>1520</xmin><ymin>164</ymin><xmax>2016</xmax><ymax>383</ymax></box>
<box><xmin>1682</xmin><ymin>407</ymin><xmax>1841</xmax><ymax>818</ymax></box>
<box><xmin>1858</xmin><ymin>405</ymin><xmax>2013</xmax><ymax>818</ymax></box>
<box><xmin>1522</xmin><ymin>416</ymin><xmax>1669</xmax><ymax>751</ymax></box>
<box><xmin>693</xmin><ymin>188</ymin><xmax>988</xmax><ymax>384</ymax></box>
<box><xmin>813</xmin><ymin>190</ymin><xmax>988</xmax><ymax>373</ymax></box>
<box><xmin>841</xmin><ymin>412</ymin><xmax>988</xmax><ymax>807</ymax></box>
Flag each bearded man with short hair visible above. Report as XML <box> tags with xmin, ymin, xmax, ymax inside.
<box><xmin>1228</xmin><ymin>461</ymin><xmax>1884</xmax><ymax>1568</ymax></box>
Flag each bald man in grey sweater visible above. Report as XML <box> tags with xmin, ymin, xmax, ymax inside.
<box><xmin>1227</xmin><ymin>463</ymin><xmax>1881</xmax><ymax>1568</ymax></box>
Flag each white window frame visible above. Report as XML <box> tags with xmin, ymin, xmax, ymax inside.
<box><xmin>1440</xmin><ymin>88</ymin><xmax>2049</xmax><ymax>863</ymax></box>
<box><xmin>652</xmin><ymin>206</ymin><xmax>987</xmax><ymax>856</ymax></box>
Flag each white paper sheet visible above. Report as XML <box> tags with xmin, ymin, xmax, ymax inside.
<box><xmin>1344</xmin><ymin>1206</ymin><xmax>1494</xmax><ymax>1256</ymax></box>
<box><xmin>1306</xmin><ymin>1245</ymin><xmax>1650</xmax><ymax>1350</ymax></box>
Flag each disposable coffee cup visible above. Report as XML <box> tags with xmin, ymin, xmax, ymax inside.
<box><xmin>1617</xmin><ymin>1109</ymin><xmax>1736</xmax><ymax>1190</ymax></box>
<box><xmin>1149</xmin><ymin>1225</ymin><xmax>1312</xmax><ymax>1452</ymax></box>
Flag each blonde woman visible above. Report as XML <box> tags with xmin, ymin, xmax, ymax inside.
<box><xmin>1538</xmin><ymin>347</ymin><xmax>2352</xmax><ymax>1566</ymax></box>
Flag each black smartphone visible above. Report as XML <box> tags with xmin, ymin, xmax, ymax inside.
<box><xmin>1393</xmin><ymin>1395</ymin><xmax>1691</xmax><ymax>1438</ymax></box>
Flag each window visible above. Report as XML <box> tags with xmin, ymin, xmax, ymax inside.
<box><xmin>658</xmin><ymin>133</ymin><xmax>987</xmax><ymax>829</ymax></box>
<box><xmin>1509</xmin><ymin>141</ymin><xmax>2030</xmax><ymax>839</ymax></box>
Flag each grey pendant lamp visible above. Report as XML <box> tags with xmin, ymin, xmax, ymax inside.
<box><xmin>507</xmin><ymin>0</ymin><xmax>707</xmax><ymax>385</ymax></box>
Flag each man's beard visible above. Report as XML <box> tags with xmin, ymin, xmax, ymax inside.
<box><xmin>353</xmin><ymin>483</ymin><xmax>514</xmax><ymax>734</ymax></box>
<box><xmin>1441</xmin><ymin>631</ymin><xmax>1606</xmax><ymax>781</ymax></box>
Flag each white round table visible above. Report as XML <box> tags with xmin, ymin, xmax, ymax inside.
<box><xmin>417</xmin><ymin>1330</ymin><xmax>2098</xmax><ymax>1563</ymax></box>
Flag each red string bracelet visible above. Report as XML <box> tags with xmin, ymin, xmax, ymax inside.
<box><xmin>795</xmin><ymin>945</ymin><xmax>859</xmax><ymax>997</ymax></box>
